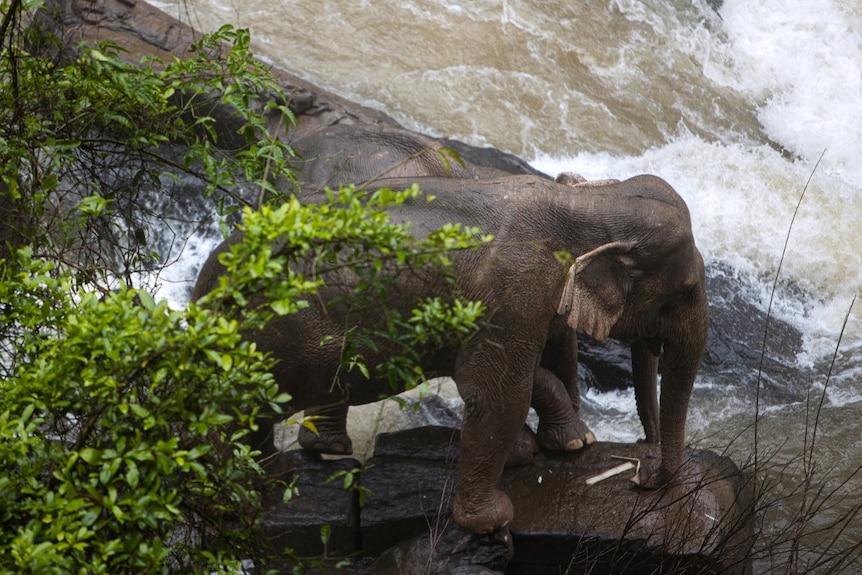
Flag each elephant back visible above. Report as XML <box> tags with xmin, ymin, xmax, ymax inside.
<box><xmin>288</xmin><ymin>125</ymin><xmax>538</xmax><ymax>193</ymax></box>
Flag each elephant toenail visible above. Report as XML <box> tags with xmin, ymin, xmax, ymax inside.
<box><xmin>566</xmin><ymin>438</ymin><xmax>585</xmax><ymax>450</ymax></box>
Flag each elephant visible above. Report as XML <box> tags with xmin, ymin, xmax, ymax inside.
<box><xmin>191</xmin><ymin>173</ymin><xmax>709</xmax><ymax>534</ymax></box>
<box><xmin>285</xmin><ymin>124</ymin><xmax>594</xmax><ymax>458</ymax></box>
<box><xmin>287</xmin><ymin>124</ymin><xmax>537</xmax><ymax>194</ymax></box>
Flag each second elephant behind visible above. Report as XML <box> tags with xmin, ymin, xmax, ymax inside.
<box><xmin>287</xmin><ymin>123</ymin><xmax>544</xmax><ymax>193</ymax></box>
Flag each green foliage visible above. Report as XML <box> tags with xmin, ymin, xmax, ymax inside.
<box><xmin>0</xmin><ymin>247</ymin><xmax>287</xmax><ymax>574</ymax></box>
<box><xmin>170</xmin><ymin>25</ymin><xmax>298</xmax><ymax>208</ymax></box>
<box><xmin>553</xmin><ymin>248</ymin><xmax>573</xmax><ymax>269</ymax></box>
<box><xmin>0</xmin><ymin>8</ymin><xmax>308</xmax><ymax>572</ymax></box>
<box><xmin>0</xmin><ymin>17</ymin><xmax>296</xmax><ymax>287</ymax></box>
<box><xmin>0</xmin><ymin>184</ymin><xmax>489</xmax><ymax>573</ymax></box>
<box><xmin>410</xmin><ymin>297</ymin><xmax>487</xmax><ymax>346</ymax></box>
<box><xmin>327</xmin><ymin>466</ymin><xmax>375</xmax><ymax>508</ymax></box>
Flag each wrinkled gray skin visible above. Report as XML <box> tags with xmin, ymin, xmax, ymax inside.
<box><xmin>192</xmin><ymin>174</ymin><xmax>709</xmax><ymax>534</ymax></box>
<box><xmin>288</xmin><ymin>124</ymin><xmax>525</xmax><ymax>193</ymax></box>
<box><xmin>286</xmin><ymin>124</ymin><xmax>593</xmax><ymax>462</ymax></box>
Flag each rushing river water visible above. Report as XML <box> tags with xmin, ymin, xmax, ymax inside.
<box><xmin>152</xmin><ymin>0</ymin><xmax>862</xmax><ymax>571</ymax></box>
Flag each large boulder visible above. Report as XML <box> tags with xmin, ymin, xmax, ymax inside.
<box><xmin>262</xmin><ymin>426</ymin><xmax>753</xmax><ymax>574</ymax></box>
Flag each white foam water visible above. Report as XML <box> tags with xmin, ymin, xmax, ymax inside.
<box><xmin>532</xmin><ymin>0</ymin><xmax>862</xmax><ymax>387</ymax></box>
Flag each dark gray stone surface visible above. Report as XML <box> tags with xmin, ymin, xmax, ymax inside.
<box><xmin>259</xmin><ymin>426</ymin><xmax>753</xmax><ymax>574</ymax></box>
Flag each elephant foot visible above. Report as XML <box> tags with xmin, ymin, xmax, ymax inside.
<box><xmin>537</xmin><ymin>416</ymin><xmax>595</xmax><ymax>452</ymax></box>
<box><xmin>452</xmin><ymin>487</ymin><xmax>514</xmax><ymax>534</ymax></box>
<box><xmin>297</xmin><ymin>405</ymin><xmax>353</xmax><ymax>455</ymax></box>
<box><xmin>298</xmin><ymin>424</ymin><xmax>354</xmax><ymax>456</ymax></box>
<box><xmin>631</xmin><ymin>455</ymin><xmax>671</xmax><ymax>489</ymax></box>
<box><xmin>505</xmin><ymin>425</ymin><xmax>539</xmax><ymax>468</ymax></box>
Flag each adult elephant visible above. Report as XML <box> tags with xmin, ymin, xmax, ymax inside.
<box><xmin>192</xmin><ymin>173</ymin><xmax>709</xmax><ymax>534</ymax></box>
<box><xmin>286</xmin><ymin>124</ymin><xmax>592</xmax><ymax>458</ymax></box>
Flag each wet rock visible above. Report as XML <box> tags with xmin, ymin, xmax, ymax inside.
<box><xmin>702</xmin><ymin>263</ymin><xmax>811</xmax><ymax>405</ymax></box>
<box><xmin>703</xmin><ymin>264</ymin><xmax>803</xmax><ymax>371</ymax></box>
<box><xmin>577</xmin><ymin>335</ymin><xmax>634</xmax><ymax>392</ymax></box>
<box><xmin>259</xmin><ymin>426</ymin><xmax>752</xmax><ymax>574</ymax></box>
<box><xmin>370</xmin><ymin>523</ymin><xmax>512</xmax><ymax>575</ymax></box>
<box><xmin>501</xmin><ymin>444</ymin><xmax>754</xmax><ymax>574</ymax></box>
<box><xmin>360</xmin><ymin>426</ymin><xmax>460</xmax><ymax>556</ymax></box>
<box><xmin>260</xmin><ymin>450</ymin><xmax>361</xmax><ymax>558</ymax></box>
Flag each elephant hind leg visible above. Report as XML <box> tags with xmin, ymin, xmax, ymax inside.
<box><xmin>505</xmin><ymin>424</ymin><xmax>540</xmax><ymax>467</ymax></box>
<box><xmin>533</xmin><ymin>366</ymin><xmax>595</xmax><ymax>451</ymax></box>
<box><xmin>298</xmin><ymin>404</ymin><xmax>353</xmax><ymax>455</ymax></box>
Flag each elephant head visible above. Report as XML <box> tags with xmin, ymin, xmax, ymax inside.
<box><xmin>554</xmin><ymin>183</ymin><xmax>708</xmax><ymax>485</ymax></box>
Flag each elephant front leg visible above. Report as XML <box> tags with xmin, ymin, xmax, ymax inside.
<box><xmin>298</xmin><ymin>404</ymin><xmax>353</xmax><ymax>455</ymax></box>
<box><xmin>631</xmin><ymin>340</ymin><xmax>660</xmax><ymax>443</ymax></box>
<box><xmin>452</xmin><ymin>355</ymin><xmax>533</xmax><ymax>534</ymax></box>
<box><xmin>532</xmin><ymin>365</ymin><xmax>595</xmax><ymax>451</ymax></box>
<box><xmin>633</xmin><ymin>318</ymin><xmax>706</xmax><ymax>489</ymax></box>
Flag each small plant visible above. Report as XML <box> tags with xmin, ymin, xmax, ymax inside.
<box><xmin>327</xmin><ymin>466</ymin><xmax>375</xmax><ymax>508</ymax></box>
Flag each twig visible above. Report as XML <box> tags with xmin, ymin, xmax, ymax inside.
<box><xmin>585</xmin><ymin>456</ymin><xmax>640</xmax><ymax>485</ymax></box>
<box><xmin>755</xmin><ymin>149</ymin><xmax>825</xmax><ymax>469</ymax></box>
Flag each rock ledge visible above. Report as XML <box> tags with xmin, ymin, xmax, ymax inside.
<box><xmin>264</xmin><ymin>426</ymin><xmax>753</xmax><ymax>575</ymax></box>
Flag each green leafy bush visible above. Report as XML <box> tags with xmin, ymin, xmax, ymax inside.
<box><xmin>0</xmin><ymin>182</ymin><xmax>488</xmax><ymax>573</ymax></box>
<box><xmin>0</xmin><ymin>247</ymin><xmax>279</xmax><ymax>574</ymax></box>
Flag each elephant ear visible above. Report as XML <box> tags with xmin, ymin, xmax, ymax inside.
<box><xmin>556</xmin><ymin>241</ymin><xmax>637</xmax><ymax>340</ymax></box>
